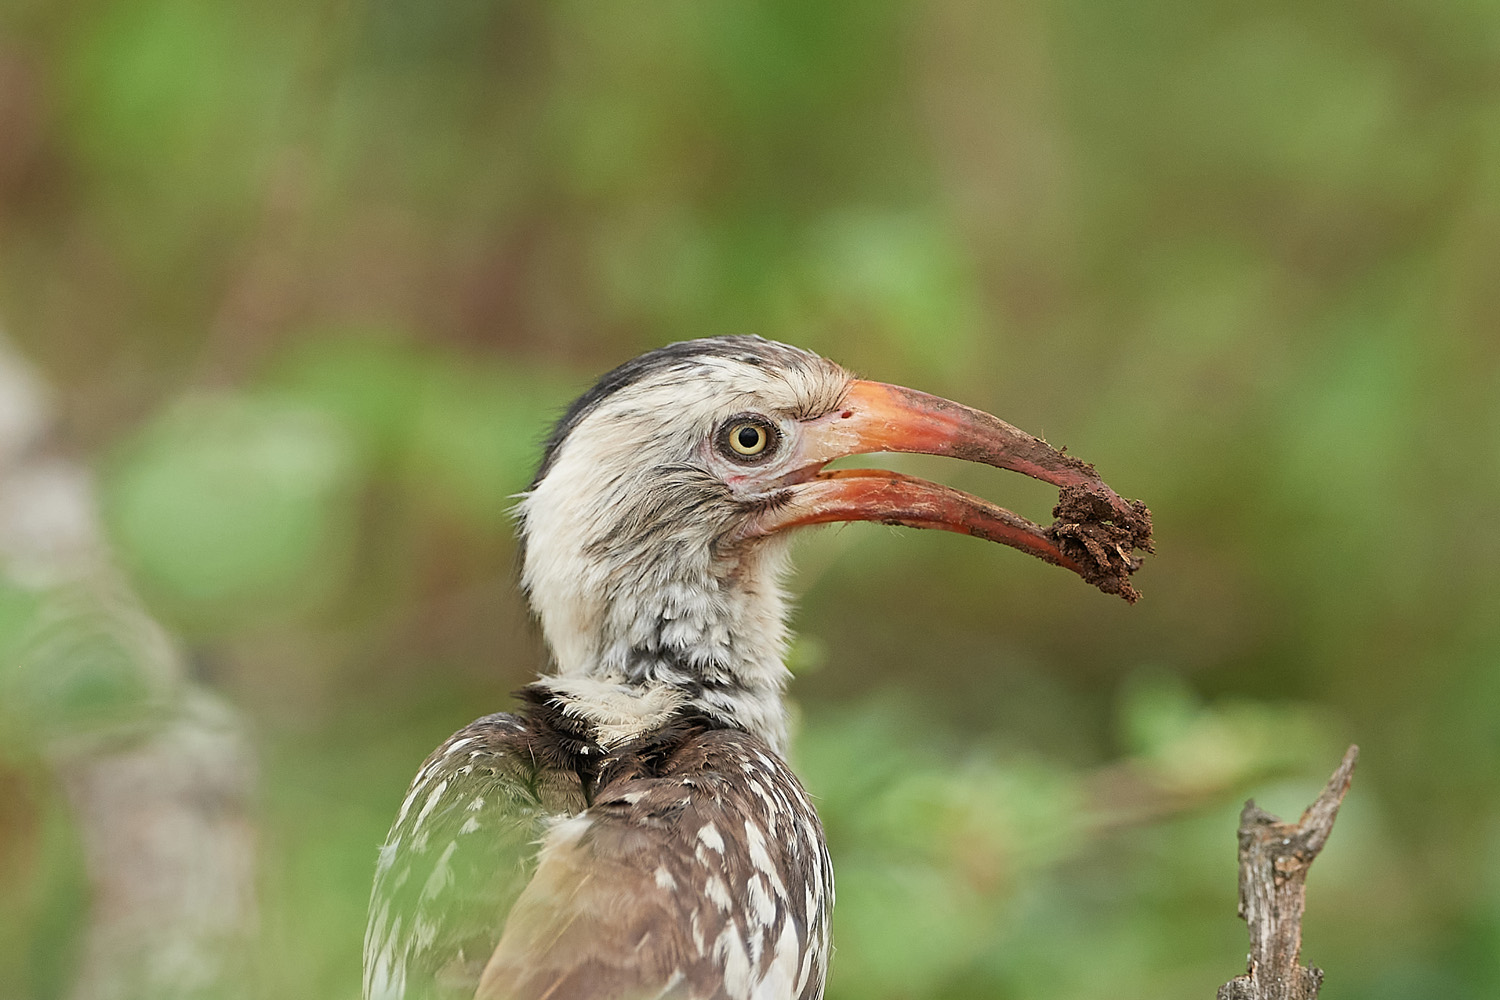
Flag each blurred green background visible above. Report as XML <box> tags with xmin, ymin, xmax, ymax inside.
<box><xmin>1</xmin><ymin>1</ymin><xmax>1498</xmax><ymax>997</ymax></box>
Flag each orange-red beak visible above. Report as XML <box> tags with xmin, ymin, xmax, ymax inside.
<box><xmin>742</xmin><ymin>381</ymin><xmax>1153</xmax><ymax>601</ymax></box>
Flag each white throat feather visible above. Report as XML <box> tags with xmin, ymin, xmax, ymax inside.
<box><xmin>516</xmin><ymin>339</ymin><xmax>848</xmax><ymax>755</ymax></box>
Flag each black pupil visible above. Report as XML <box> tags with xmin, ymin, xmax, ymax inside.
<box><xmin>737</xmin><ymin>426</ymin><xmax>762</xmax><ymax>450</ymax></box>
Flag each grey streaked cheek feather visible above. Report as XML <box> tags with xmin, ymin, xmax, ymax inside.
<box><xmin>518</xmin><ymin>425</ymin><xmax>797</xmax><ymax>750</ymax></box>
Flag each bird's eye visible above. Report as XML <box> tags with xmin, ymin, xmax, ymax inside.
<box><xmin>718</xmin><ymin>416</ymin><xmax>779</xmax><ymax>462</ymax></box>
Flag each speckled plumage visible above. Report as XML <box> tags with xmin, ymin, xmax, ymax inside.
<box><xmin>365</xmin><ymin>696</ymin><xmax>832</xmax><ymax>1000</ymax></box>
<box><xmin>367</xmin><ymin>338</ymin><xmax>848</xmax><ymax>1000</ymax></box>
<box><xmin>479</xmin><ymin>715</ymin><xmax>832</xmax><ymax>1000</ymax></box>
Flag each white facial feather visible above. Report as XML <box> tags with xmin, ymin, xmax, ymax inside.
<box><xmin>516</xmin><ymin>345</ymin><xmax>851</xmax><ymax>753</ymax></box>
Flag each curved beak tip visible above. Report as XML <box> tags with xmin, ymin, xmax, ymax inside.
<box><xmin>742</xmin><ymin>378</ymin><xmax>1154</xmax><ymax>601</ymax></box>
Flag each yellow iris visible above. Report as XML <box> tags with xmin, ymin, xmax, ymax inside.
<box><xmin>729</xmin><ymin>423</ymin><xmax>769</xmax><ymax>456</ymax></box>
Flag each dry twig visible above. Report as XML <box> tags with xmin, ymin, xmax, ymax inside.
<box><xmin>1217</xmin><ymin>745</ymin><xmax>1359</xmax><ymax>1000</ymax></box>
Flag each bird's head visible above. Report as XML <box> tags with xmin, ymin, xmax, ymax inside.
<box><xmin>517</xmin><ymin>336</ymin><xmax>1150</xmax><ymax>751</ymax></box>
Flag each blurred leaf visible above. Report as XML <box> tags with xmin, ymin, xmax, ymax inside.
<box><xmin>809</xmin><ymin>211</ymin><xmax>986</xmax><ymax>379</ymax></box>
<box><xmin>1173</xmin><ymin>21</ymin><xmax>1404</xmax><ymax>192</ymax></box>
<box><xmin>830</xmin><ymin>857</ymin><xmax>993</xmax><ymax>998</ymax></box>
<box><xmin>102</xmin><ymin>395</ymin><xmax>359</xmax><ymax>630</ymax></box>
<box><xmin>404</xmin><ymin>360</ymin><xmax>571</xmax><ymax>527</ymax></box>
<box><xmin>266</xmin><ymin>333</ymin><xmax>432</xmax><ymax>465</ymax></box>
<box><xmin>269</xmin><ymin>333</ymin><xmax>574</xmax><ymax>528</ymax></box>
<box><xmin>59</xmin><ymin>0</ymin><xmax>294</xmax><ymax>246</ymax></box>
<box><xmin>1119</xmin><ymin>673</ymin><xmax>1336</xmax><ymax>794</ymax></box>
<box><xmin>801</xmin><ymin>704</ymin><xmax>1085</xmax><ymax>998</ymax></box>
<box><xmin>0</xmin><ymin>582</ymin><xmax>174</xmax><ymax>748</ymax></box>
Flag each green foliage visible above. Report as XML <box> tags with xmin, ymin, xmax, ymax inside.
<box><xmin>265</xmin><ymin>335</ymin><xmax>574</xmax><ymax>525</ymax></box>
<box><xmin>104</xmin><ymin>395</ymin><xmax>360</xmax><ymax>629</ymax></box>
<box><xmin>0</xmin><ymin>583</ymin><xmax>173</xmax><ymax>749</ymax></box>
<box><xmin>1119</xmin><ymin>674</ymin><xmax>1336</xmax><ymax>794</ymax></box>
<box><xmin>795</xmin><ymin>690</ymin><xmax>1355</xmax><ymax>1000</ymax></box>
<box><xmin>99</xmin><ymin>335</ymin><xmax>575</xmax><ymax>632</ymax></box>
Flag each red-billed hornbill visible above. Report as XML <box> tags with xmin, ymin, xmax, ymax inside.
<box><xmin>364</xmin><ymin>337</ymin><xmax>1149</xmax><ymax>1000</ymax></box>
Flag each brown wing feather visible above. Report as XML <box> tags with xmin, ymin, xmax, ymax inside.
<box><xmin>476</xmin><ymin>729</ymin><xmax>833</xmax><ymax>1000</ymax></box>
<box><xmin>364</xmin><ymin>714</ymin><xmax>588</xmax><ymax>1000</ymax></box>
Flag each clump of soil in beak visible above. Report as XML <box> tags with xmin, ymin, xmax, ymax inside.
<box><xmin>1047</xmin><ymin>485</ymin><xmax>1154</xmax><ymax>603</ymax></box>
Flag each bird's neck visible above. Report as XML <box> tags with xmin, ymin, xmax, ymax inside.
<box><xmin>525</xmin><ymin>534</ymin><xmax>796</xmax><ymax>755</ymax></box>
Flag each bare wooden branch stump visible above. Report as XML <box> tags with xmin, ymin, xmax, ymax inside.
<box><xmin>1217</xmin><ymin>745</ymin><xmax>1359</xmax><ymax>1000</ymax></box>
